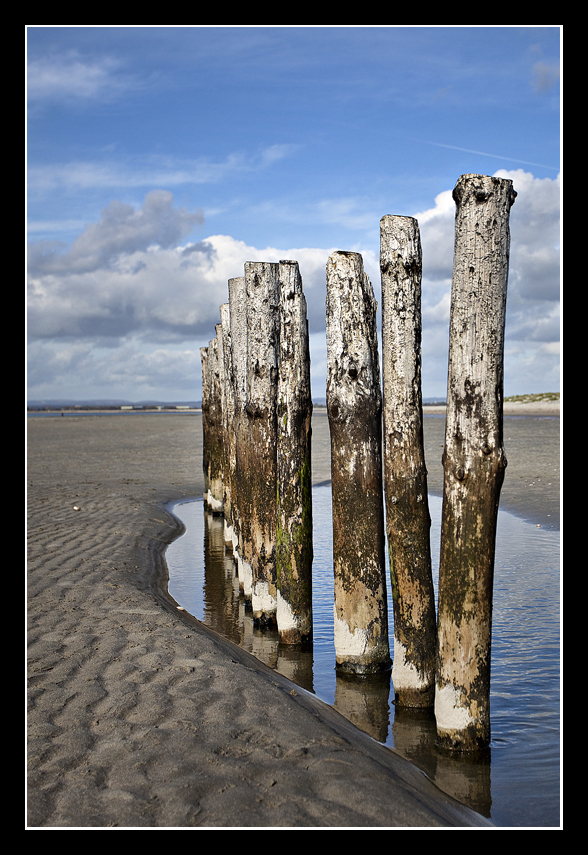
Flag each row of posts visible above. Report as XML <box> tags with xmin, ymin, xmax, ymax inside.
<box><xmin>200</xmin><ymin>173</ymin><xmax>517</xmax><ymax>751</ymax></box>
<box><xmin>201</xmin><ymin>259</ymin><xmax>314</xmax><ymax>643</ymax></box>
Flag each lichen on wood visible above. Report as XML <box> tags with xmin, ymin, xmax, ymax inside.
<box><xmin>435</xmin><ymin>173</ymin><xmax>517</xmax><ymax>751</ymax></box>
<box><xmin>244</xmin><ymin>261</ymin><xmax>280</xmax><ymax>625</ymax></box>
<box><xmin>326</xmin><ymin>250</ymin><xmax>391</xmax><ymax>674</ymax></box>
<box><xmin>276</xmin><ymin>260</ymin><xmax>313</xmax><ymax>643</ymax></box>
<box><xmin>380</xmin><ymin>215</ymin><xmax>436</xmax><ymax>707</ymax></box>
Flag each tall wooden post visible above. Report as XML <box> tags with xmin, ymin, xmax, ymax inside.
<box><xmin>325</xmin><ymin>251</ymin><xmax>391</xmax><ymax>674</ymax></box>
<box><xmin>228</xmin><ymin>275</ymin><xmax>253</xmax><ymax>600</ymax></box>
<box><xmin>219</xmin><ymin>303</ymin><xmax>236</xmax><ymax>548</ymax></box>
<box><xmin>200</xmin><ymin>345</ymin><xmax>210</xmax><ymax>499</ymax></box>
<box><xmin>435</xmin><ymin>173</ymin><xmax>517</xmax><ymax>750</ymax></box>
<box><xmin>276</xmin><ymin>260</ymin><xmax>313</xmax><ymax>644</ymax></box>
<box><xmin>244</xmin><ymin>261</ymin><xmax>280</xmax><ymax>626</ymax></box>
<box><xmin>204</xmin><ymin>328</ymin><xmax>224</xmax><ymax>514</ymax></box>
<box><xmin>380</xmin><ymin>215</ymin><xmax>437</xmax><ymax>707</ymax></box>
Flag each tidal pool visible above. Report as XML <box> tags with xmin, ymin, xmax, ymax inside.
<box><xmin>165</xmin><ymin>485</ymin><xmax>560</xmax><ymax>828</ymax></box>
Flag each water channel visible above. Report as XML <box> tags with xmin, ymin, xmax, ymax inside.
<box><xmin>165</xmin><ymin>483</ymin><xmax>560</xmax><ymax>828</ymax></box>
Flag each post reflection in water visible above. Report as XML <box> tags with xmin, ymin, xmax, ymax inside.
<box><xmin>202</xmin><ymin>509</ymin><xmax>316</xmax><ymax>694</ymax></box>
<box><xmin>199</xmin><ymin>498</ymin><xmax>491</xmax><ymax>819</ymax></box>
<box><xmin>202</xmin><ymin>493</ymin><xmax>393</xmax><ymax>745</ymax></box>
<box><xmin>167</xmin><ymin>485</ymin><xmax>559</xmax><ymax>828</ymax></box>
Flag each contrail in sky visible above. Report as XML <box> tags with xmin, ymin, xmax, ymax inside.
<box><xmin>423</xmin><ymin>140</ymin><xmax>559</xmax><ymax>171</ymax></box>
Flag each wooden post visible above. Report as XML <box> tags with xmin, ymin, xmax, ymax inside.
<box><xmin>380</xmin><ymin>215</ymin><xmax>437</xmax><ymax>707</ymax></box>
<box><xmin>204</xmin><ymin>328</ymin><xmax>224</xmax><ymax>514</ymax></box>
<box><xmin>228</xmin><ymin>275</ymin><xmax>253</xmax><ymax>600</ymax></box>
<box><xmin>325</xmin><ymin>251</ymin><xmax>391</xmax><ymax>674</ymax></box>
<box><xmin>435</xmin><ymin>173</ymin><xmax>517</xmax><ymax>750</ymax></box>
<box><xmin>276</xmin><ymin>260</ymin><xmax>313</xmax><ymax>644</ymax></box>
<box><xmin>219</xmin><ymin>303</ymin><xmax>236</xmax><ymax>548</ymax></box>
<box><xmin>200</xmin><ymin>345</ymin><xmax>210</xmax><ymax>499</ymax></box>
<box><xmin>244</xmin><ymin>261</ymin><xmax>280</xmax><ymax>626</ymax></box>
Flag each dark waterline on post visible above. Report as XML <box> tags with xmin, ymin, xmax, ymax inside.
<box><xmin>164</xmin><ymin>484</ymin><xmax>560</xmax><ymax>828</ymax></box>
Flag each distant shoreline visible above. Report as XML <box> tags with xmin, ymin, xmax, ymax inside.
<box><xmin>423</xmin><ymin>400</ymin><xmax>560</xmax><ymax>416</ymax></box>
<box><xmin>27</xmin><ymin>394</ymin><xmax>560</xmax><ymax>418</ymax></box>
<box><xmin>26</xmin><ymin>407</ymin><xmax>202</xmax><ymax>416</ymax></box>
<box><xmin>27</xmin><ymin>403</ymin><xmax>560</xmax><ymax>417</ymax></box>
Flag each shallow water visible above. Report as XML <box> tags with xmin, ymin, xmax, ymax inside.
<box><xmin>165</xmin><ymin>486</ymin><xmax>560</xmax><ymax>828</ymax></box>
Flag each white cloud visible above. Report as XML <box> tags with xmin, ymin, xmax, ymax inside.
<box><xmin>28</xmin><ymin>243</ymin><xmax>222</xmax><ymax>341</ymax></box>
<box><xmin>27</xmin><ymin>50</ymin><xmax>134</xmax><ymax>104</ymax></box>
<box><xmin>27</xmin><ymin>337</ymin><xmax>204</xmax><ymax>401</ymax></box>
<box><xmin>27</xmin><ymin>170</ymin><xmax>560</xmax><ymax>400</ymax></box>
<box><xmin>495</xmin><ymin>168</ymin><xmax>561</xmax><ymax>303</ymax></box>
<box><xmin>415</xmin><ymin>189</ymin><xmax>456</xmax><ymax>283</ymax></box>
<box><xmin>26</xmin><ymin>228</ymin><xmax>337</xmax><ymax>400</ymax></box>
<box><xmin>26</xmin><ymin>198</ymin><xmax>336</xmax><ymax>348</ymax></box>
<box><xmin>399</xmin><ymin>169</ymin><xmax>561</xmax><ymax>395</ymax></box>
<box><xmin>28</xmin><ymin>190</ymin><xmax>204</xmax><ymax>276</ymax></box>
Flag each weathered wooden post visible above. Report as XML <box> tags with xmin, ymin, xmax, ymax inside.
<box><xmin>203</xmin><ymin>328</ymin><xmax>224</xmax><ymax>514</ymax></box>
<box><xmin>276</xmin><ymin>260</ymin><xmax>313</xmax><ymax>644</ymax></box>
<box><xmin>325</xmin><ymin>251</ymin><xmax>391</xmax><ymax>674</ymax></box>
<box><xmin>219</xmin><ymin>302</ymin><xmax>236</xmax><ymax>548</ymax></box>
<box><xmin>228</xmin><ymin>275</ymin><xmax>253</xmax><ymax>600</ymax></box>
<box><xmin>200</xmin><ymin>345</ymin><xmax>210</xmax><ymax>499</ymax></box>
<box><xmin>244</xmin><ymin>261</ymin><xmax>280</xmax><ymax>626</ymax></box>
<box><xmin>380</xmin><ymin>215</ymin><xmax>437</xmax><ymax>707</ymax></box>
<box><xmin>435</xmin><ymin>173</ymin><xmax>517</xmax><ymax>751</ymax></box>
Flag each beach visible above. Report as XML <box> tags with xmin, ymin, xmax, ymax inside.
<box><xmin>27</xmin><ymin>405</ymin><xmax>559</xmax><ymax>828</ymax></box>
<box><xmin>421</xmin><ymin>400</ymin><xmax>560</xmax><ymax>530</ymax></box>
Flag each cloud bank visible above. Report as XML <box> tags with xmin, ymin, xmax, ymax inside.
<box><xmin>27</xmin><ymin>169</ymin><xmax>560</xmax><ymax>401</ymax></box>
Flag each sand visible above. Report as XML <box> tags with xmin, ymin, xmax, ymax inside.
<box><xmin>424</xmin><ymin>400</ymin><xmax>560</xmax><ymax>417</ymax></box>
<box><xmin>27</xmin><ymin>409</ymin><xmax>559</xmax><ymax>828</ymax></box>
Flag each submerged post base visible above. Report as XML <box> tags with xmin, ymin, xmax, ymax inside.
<box><xmin>335</xmin><ymin>657</ymin><xmax>392</xmax><ymax>677</ymax></box>
<box><xmin>252</xmin><ymin>613</ymin><xmax>277</xmax><ymax>630</ymax></box>
<box><xmin>393</xmin><ymin>685</ymin><xmax>435</xmax><ymax>709</ymax></box>
<box><xmin>434</xmin><ymin>683</ymin><xmax>490</xmax><ymax>751</ymax></box>
<box><xmin>278</xmin><ymin>627</ymin><xmax>312</xmax><ymax>646</ymax></box>
<box><xmin>435</xmin><ymin>728</ymin><xmax>491</xmax><ymax>754</ymax></box>
<box><xmin>276</xmin><ymin>591</ymin><xmax>312</xmax><ymax>645</ymax></box>
<box><xmin>392</xmin><ymin>641</ymin><xmax>435</xmax><ymax>708</ymax></box>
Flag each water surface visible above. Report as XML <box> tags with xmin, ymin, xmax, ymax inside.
<box><xmin>165</xmin><ymin>486</ymin><xmax>560</xmax><ymax>828</ymax></box>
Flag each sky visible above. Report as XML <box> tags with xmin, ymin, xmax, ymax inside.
<box><xmin>26</xmin><ymin>25</ymin><xmax>561</xmax><ymax>404</ymax></box>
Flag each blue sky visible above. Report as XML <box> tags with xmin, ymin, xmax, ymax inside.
<box><xmin>27</xmin><ymin>25</ymin><xmax>561</xmax><ymax>403</ymax></box>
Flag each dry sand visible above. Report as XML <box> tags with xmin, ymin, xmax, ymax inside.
<box><xmin>27</xmin><ymin>408</ymin><xmax>559</xmax><ymax>828</ymax></box>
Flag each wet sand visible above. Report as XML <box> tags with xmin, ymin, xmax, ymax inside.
<box><xmin>314</xmin><ymin>401</ymin><xmax>560</xmax><ymax>530</ymax></box>
<box><xmin>424</xmin><ymin>401</ymin><xmax>560</xmax><ymax>530</ymax></box>
<box><xmin>27</xmin><ymin>408</ymin><xmax>559</xmax><ymax>828</ymax></box>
